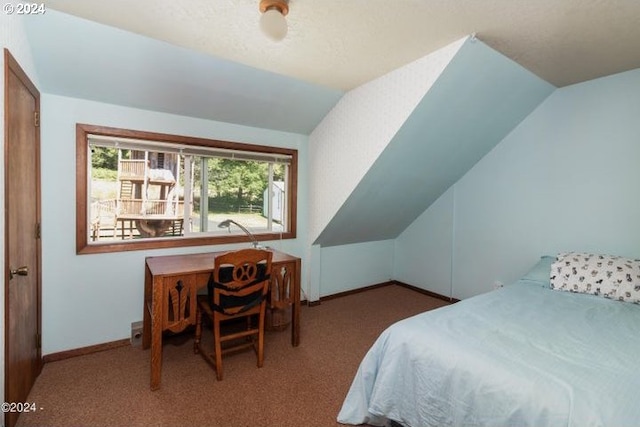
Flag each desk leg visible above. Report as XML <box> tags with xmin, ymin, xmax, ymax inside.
<box><xmin>142</xmin><ymin>265</ymin><xmax>152</xmax><ymax>349</ymax></box>
<box><xmin>150</xmin><ymin>275</ymin><xmax>164</xmax><ymax>390</ymax></box>
<box><xmin>292</xmin><ymin>258</ymin><xmax>301</xmax><ymax>347</ymax></box>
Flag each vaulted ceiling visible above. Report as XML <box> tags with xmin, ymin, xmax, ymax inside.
<box><xmin>22</xmin><ymin>2</ymin><xmax>640</xmax><ymax>248</ymax></box>
<box><xmin>313</xmin><ymin>38</ymin><xmax>555</xmax><ymax>247</ymax></box>
<box><xmin>28</xmin><ymin>2</ymin><xmax>640</xmax><ymax>135</ymax></box>
<box><xmin>42</xmin><ymin>0</ymin><xmax>640</xmax><ymax>91</ymax></box>
<box><xmin>24</xmin><ymin>10</ymin><xmax>343</xmax><ymax>134</ymax></box>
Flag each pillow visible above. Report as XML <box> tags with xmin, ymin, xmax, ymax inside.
<box><xmin>520</xmin><ymin>255</ymin><xmax>555</xmax><ymax>288</ymax></box>
<box><xmin>550</xmin><ymin>252</ymin><xmax>640</xmax><ymax>304</ymax></box>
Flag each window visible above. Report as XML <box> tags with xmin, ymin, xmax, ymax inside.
<box><xmin>76</xmin><ymin>124</ymin><xmax>297</xmax><ymax>254</ymax></box>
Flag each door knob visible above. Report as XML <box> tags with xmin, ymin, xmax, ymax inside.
<box><xmin>9</xmin><ymin>266</ymin><xmax>28</xmax><ymax>280</ymax></box>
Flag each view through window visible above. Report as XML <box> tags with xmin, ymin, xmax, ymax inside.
<box><xmin>76</xmin><ymin>124</ymin><xmax>297</xmax><ymax>254</ymax></box>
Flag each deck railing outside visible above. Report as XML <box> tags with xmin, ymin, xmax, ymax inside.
<box><xmin>117</xmin><ymin>199</ymin><xmax>184</xmax><ymax>216</ymax></box>
<box><xmin>119</xmin><ymin>159</ymin><xmax>147</xmax><ymax>179</ymax></box>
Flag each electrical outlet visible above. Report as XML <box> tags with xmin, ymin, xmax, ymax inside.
<box><xmin>131</xmin><ymin>321</ymin><xmax>143</xmax><ymax>347</ymax></box>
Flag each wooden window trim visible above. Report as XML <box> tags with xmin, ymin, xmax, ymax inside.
<box><xmin>76</xmin><ymin>123</ymin><xmax>298</xmax><ymax>254</ymax></box>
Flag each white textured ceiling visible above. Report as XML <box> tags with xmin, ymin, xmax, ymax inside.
<box><xmin>43</xmin><ymin>0</ymin><xmax>640</xmax><ymax>91</ymax></box>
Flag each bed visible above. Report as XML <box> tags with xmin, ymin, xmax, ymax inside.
<box><xmin>337</xmin><ymin>253</ymin><xmax>640</xmax><ymax>427</ymax></box>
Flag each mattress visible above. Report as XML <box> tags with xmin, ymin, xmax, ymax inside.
<box><xmin>337</xmin><ymin>273</ymin><xmax>640</xmax><ymax>426</ymax></box>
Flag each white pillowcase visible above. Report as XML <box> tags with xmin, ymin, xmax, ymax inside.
<box><xmin>550</xmin><ymin>252</ymin><xmax>640</xmax><ymax>304</ymax></box>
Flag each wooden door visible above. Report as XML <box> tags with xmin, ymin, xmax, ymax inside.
<box><xmin>4</xmin><ymin>49</ymin><xmax>42</xmax><ymax>427</ymax></box>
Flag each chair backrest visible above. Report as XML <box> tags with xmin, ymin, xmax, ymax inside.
<box><xmin>208</xmin><ymin>249</ymin><xmax>273</xmax><ymax>316</ymax></box>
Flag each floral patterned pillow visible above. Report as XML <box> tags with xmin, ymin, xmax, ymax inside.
<box><xmin>550</xmin><ymin>252</ymin><xmax>640</xmax><ymax>304</ymax></box>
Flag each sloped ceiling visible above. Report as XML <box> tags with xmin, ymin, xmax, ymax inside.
<box><xmin>314</xmin><ymin>40</ymin><xmax>555</xmax><ymax>247</ymax></box>
<box><xmin>18</xmin><ymin>8</ymin><xmax>630</xmax><ymax>249</ymax></box>
<box><xmin>43</xmin><ymin>0</ymin><xmax>640</xmax><ymax>91</ymax></box>
<box><xmin>24</xmin><ymin>3</ymin><xmax>640</xmax><ymax>135</ymax></box>
<box><xmin>24</xmin><ymin>10</ymin><xmax>343</xmax><ymax>134</ymax></box>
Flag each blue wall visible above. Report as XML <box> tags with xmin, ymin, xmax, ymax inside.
<box><xmin>317</xmin><ymin>240</ymin><xmax>395</xmax><ymax>297</ymax></box>
<box><xmin>40</xmin><ymin>94</ymin><xmax>309</xmax><ymax>354</ymax></box>
<box><xmin>395</xmin><ymin>68</ymin><xmax>640</xmax><ymax>299</ymax></box>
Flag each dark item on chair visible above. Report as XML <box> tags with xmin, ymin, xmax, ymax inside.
<box><xmin>194</xmin><ymin>248</ymin><xmax>273</xmax><ymax>380</ymax></box>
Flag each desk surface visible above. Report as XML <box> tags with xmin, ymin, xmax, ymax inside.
<box><xmin>145</xmin><ymin>248</ymin><xmax>299</xmax><ymax>276</ymax></box>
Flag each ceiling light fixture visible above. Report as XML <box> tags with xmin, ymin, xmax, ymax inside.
<box><xmin>259</xmin><ymin>0</ymin><xmax>289</xmax><ymax>41</ymax></box>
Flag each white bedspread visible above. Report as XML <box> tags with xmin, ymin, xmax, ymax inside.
<box><xmin>337</xmin><ymin>281</ymin><xmax>640</xmax><ymax>427</ymax></box>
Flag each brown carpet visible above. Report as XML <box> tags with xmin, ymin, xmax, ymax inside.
<box><xmin>17</xmin><ymin>285</ymin><xmax>448</xmax><ymax>427</ymax></box>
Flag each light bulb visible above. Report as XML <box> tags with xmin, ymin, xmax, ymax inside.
<box><xmin>260</xmin><ymin>8</ymin><xmax>287</xmax><ymax>41</ymax></box>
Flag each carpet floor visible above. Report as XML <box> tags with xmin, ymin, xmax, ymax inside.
<box><xmin>16</xmin><ymin>284</ymin><xmax>449</xmax><ymax>427</ymax></box>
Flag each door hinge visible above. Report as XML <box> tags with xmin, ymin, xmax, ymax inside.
<box><xmin>36</xmin><ymin>333</ymin><xmax>42</xmax><ymax>349</ymax></box>
<box><xmin>36</xmin><ymin>222</ymin><xmax>41</xmax><ymax>239</ymax></box>
<box><xmin>34</xmin><ymin>111</ymin><xmax>40</xmax><ymax>127</ymax></box>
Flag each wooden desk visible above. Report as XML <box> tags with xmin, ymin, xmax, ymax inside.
<box><xmin>142</xmin><ymin>249</ymin><xmax>301</xmax><ymax>390</ymax></box>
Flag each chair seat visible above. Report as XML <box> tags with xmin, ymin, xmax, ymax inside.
<box><xmin>193</xmin><ymin>249</ymin><xmax>273</xmax><ymax>380</ymax></box>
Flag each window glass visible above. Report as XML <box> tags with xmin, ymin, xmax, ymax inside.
<box><xmin>77</xmin><ymin>124</ymin><xmax>297</xmax><ymax>254</ymax></box>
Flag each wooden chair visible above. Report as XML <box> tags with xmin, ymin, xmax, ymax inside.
<box><xmin>194</xmin><ymin>248</ymin><xmax>273</xmax><ymax>380</ymax></box>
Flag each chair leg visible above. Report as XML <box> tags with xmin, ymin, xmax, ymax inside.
<box><xmin>194</xmin><ymin>307</ymin><xmax>202</xmax><ymax>354</ymax></box>
<box><xmin>213</xmin><ymin>317</ymin><xmax>223</xmax><ymax>381</ymax></box>
<box><xmin>257</xmin><ymin>312</ymin><xmax>265</xmax><ymax>368</ymax></box>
